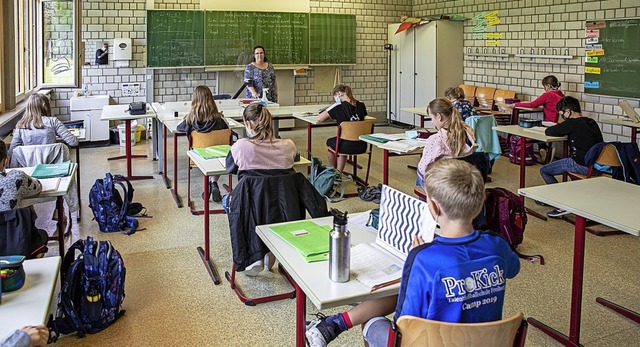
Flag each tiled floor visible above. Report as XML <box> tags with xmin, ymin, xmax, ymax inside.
<box><xmin>49</xmin><ymin>125</ymin><xmax>640</xmax><ymax>347</ymax></box>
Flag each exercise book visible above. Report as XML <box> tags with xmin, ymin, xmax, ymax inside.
<box><xmin>192</xmin><ymin>145</ymin><xmax>231</xmax><ymax>159</ymax></box>
<box><xmin>31</xmin><ymin>162</ymin><xmax>71</xmax><ymax>179</ymax></box>
<box><xmin>351</xmin><ymin>185</ymin><xmax>437</xmax><ymax>291</ymax></box>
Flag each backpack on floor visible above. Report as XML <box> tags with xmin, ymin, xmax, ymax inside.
<box><xmin>48</xmin><ymin>236</ymin><xmax>126</xmax><ymax>340</ymax></box>
<box><xmin>309</xmin><ymin>157</ymin><xmax>345</xmax><ymax>203</ymax></box>
<box><xmin>88</xmin><ymin>173</ymin><xmax>146</xmax><ymax>235</ymax></box>
<box><xmin>509</xmin><ymin>135</ymin><xmax>537</xmax><ymax>165</ymax></box>
<box><xmin>474</xmin><ymin>187</ymin><xmax>544</xmax><ymax>264</ymax></box>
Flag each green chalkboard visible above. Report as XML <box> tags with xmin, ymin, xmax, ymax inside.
<box><xmin>584</xmin><ymin>18</ymin><xmax>640</xmax><ymax>99</ymax></box>
<box><xmin>204</xmin><ymin>11</ymin><xmax>309</xmax><ymax>66</ymax></box>
<box><xmin>310</xmin><ymin>14</ymin><xmax>356</xmax><ymax>65</ymax></box>
<box><xmin>147</xmin><ymin>10</ymin><xmax>205</xmax><ymax>67</ymax></box>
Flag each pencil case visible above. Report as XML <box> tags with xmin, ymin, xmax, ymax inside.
<box><xmin>1</xmin><ymin>255</ymin><xmax>26</xmax><ymax>293</ymax></box>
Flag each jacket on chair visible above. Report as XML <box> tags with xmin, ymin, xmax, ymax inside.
<box><xmin>227</xmin><ymin>172</ymin><xmax>329</xmax><ymax>271</ymax></box>
<box><xmin>585</xmin><ymin>141</ymin><xmax>640</xmax><ymax>184</ymax></box>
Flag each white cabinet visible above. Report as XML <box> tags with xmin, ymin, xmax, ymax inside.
<box><xmin>387</xmin><ymin>21</ymin><xmax>463</xmax><ymax>127</ymax></box>
<box><xmin>70</xmin><ymin>95</ymin><xmax>111</xmax><ymax>143</ymax></box>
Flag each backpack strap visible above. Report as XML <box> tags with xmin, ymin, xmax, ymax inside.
<box><xmin>113</xmin><ymin>174</ymin><xmax>135</xmax><ymax>205</ymax></box>
<box><xmin>111</xmin><ymin>179</ymin><xmax>137</xmax><ymax>235</ymax></box>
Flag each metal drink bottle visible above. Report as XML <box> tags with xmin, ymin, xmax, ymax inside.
<box><xmin>329</xmin><ymin>208</ymin><xmax>350</xmax><ymax>283</ymax></box>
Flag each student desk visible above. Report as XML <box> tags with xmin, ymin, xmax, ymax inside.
<box><xmin>359</xmin><ymin>135</ymin><xmax>424</xmax><ymax>185</ymax></box>
<box><xmin>255</xmin><ymin>215</ymin><xmax>400</xmax><ymax>347</ymax></box>
<box><xmin>493</xmin><ymin>125</ymin><xmax>566</xmax><ymax>221</ymax></box>
<box><xmin>519</xmin><ymin>178</ymin><xmax>640</xmax><ymax>346</ymax></box>
<box><xmin>0</xmin><ymin>256</ymin><xmax>61</xmax><ymax>338</ymax></box>
<box><xmin>600</xmin><ymin>117</ymin><xmax>640</xmax><ymax>143</ymax></box>
<box><xmin>100</xmin><ymin>105</ymin><xmax>156</xmax><ymax>180</ymax></box>
<box><xmin>493</xmin><ymin>103</ymin><xmax>545</xmax><ymax>125</ymax></box>
<box><xmin>186</xmin><ymin>150</ymin><xmax>311</xmax><ymax>285</ymax></box>
<box><xmin>225</xmin><ymin>104</ymin><xmax>327</xmax><ymax>138</ymax></box>
<box><xmin>19</xmin><ymin>163</ymin><xmax>77</xmax><ymax>260</ymax></box>
<box><xmin>400</xmin><ymin>107</ymin><xmax>430</xmax><ymax>127</ymax></box>
<box><xmin>292</xmin><ymin>113</ymin><xmax>377</xmax><ymax>160</ymax></box>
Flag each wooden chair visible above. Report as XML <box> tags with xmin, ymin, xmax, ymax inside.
<box><xmin>327</xmin><ymin>120</ymin><xmax>374</xmax><ymax>189</ymax></box>
<box><xmin>564</xmin><ymin>143</ymin><xmax>625</xmax><ymax>236</ymax></box>
<box><xmin>458</xmin><ymin>84</ymin><xmax>476</xmax><ymax>105</ymax></box>
<box><xmin>187</xmin><ymin>129</ymin><xmax>233</xmax><ymax>215</ymax></box>
<box><xmin>474</xmin><ymin>87</ymin><xmax>497</xmax><ymax>110</ymax></box>
<box><xmin>389</xmin><ymin>312</ymin><xmax>527</xmax><ymax>347</ymax></box>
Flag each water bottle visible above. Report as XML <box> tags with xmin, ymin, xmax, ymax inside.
<box><xmin>261</xmin><ymin>88</ymin><xmax>269</xmax><ymax>103</ymax></box>
<box><xmin>329</xmin><ymin>208</ymin><xmax>350</xmax><ymax>283</ymax></box>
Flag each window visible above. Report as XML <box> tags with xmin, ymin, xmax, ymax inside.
<box><xmin>40</xmin><ymin>0</ymin><xmax>77</xmax><ymax>87</ymax></box>
<box><xmin>14</xmin><ymin>0</ymin><xmax>36</xmax><ymax>100</ymax></box>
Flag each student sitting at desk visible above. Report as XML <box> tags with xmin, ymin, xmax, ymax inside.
<box><xmin>306</xmin><ymin>159</ymin><xmax>521</xmax><ymax>347</ymax></box>
<box><xmin>541</xmin><ymin>96</ymin><xmax>603</xmax><ymax>218</ymax></box>
<box><xmin>514</xmin><ymin>75</ymin><xmax>564</xmax><ymax>122</ymax></box>
<box><xmin>178</xmin><ymin>85</ymin><xmax>229</xmax><ymax>202</ymax></box>
<box><xmin>0</xmin><ymin>142</ymin><xmax>42</xmax><ymax>211</ymax></box>
<box><xmin>224</xmin><ymin>102</ymin><xmax>297</xmax><ymax>275</ymax></box>
<box><xmin>316</xmin><ymin>84</ymin><xmax>367</xmax><ymax>173</ymax></box>
<box><xmin>416</xmin><ymin>98</ymin><xmax>475</xmax><ymax>187</ymax></box>
<box><xmin>445</xmin><ymin>86</ymin><xmax>479</xmax><ymax>121</ymax></box>
<box><xmin>8</xmin><ymin>94</ymin><xmax>78</xmax><ymax>157</ymax></box>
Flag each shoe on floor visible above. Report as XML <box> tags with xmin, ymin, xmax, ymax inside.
<box><xmin>244</xmin><ymin>260</ymin><xmax>264</xmax><ymax>277</ymax></box>
<box><xmin>547</xmin><ymin>208</ymin><xmax>569</xmax><ymax>218</ymax></box>
<box><xmin>210</xmin><ymin>182</ymin><xmax>222</xmax><ymax>203</ymax></box>
<box><xmin>305</xmin><ymin>315</ymin><xmax>342</xmax><ymax>347</ymax></box>
<box><xmin>264</xmin><ymin>252</ymin><xmax>275</xmax><ymax>271</ymax></box>
<box><xmin>535</xmin><ymin>200</ymin><xmax>550</xmax><ymax>207</ymax></box>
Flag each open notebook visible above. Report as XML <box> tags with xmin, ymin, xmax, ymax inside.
<box><xmin>350</xmin><ymin>185</ymin><xmax>437</xmax><ymax>291</ymax></box>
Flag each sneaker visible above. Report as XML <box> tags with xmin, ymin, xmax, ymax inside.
<box><xmin>539</xmin><ymin>148</ymin><xmax>547</xmax><ymax>162</ymax></box>
<box><xmin>305</xmin><ymin>315</ymin><xmax>342</xmax><ymax>347</ymax></box>
<box><xmin>244</xmin><ymin>260</ymin><xmax>264</xmax><ymax>277</ymax></box>
<box><xmin>264</xmin><ymin>252</ymin><xmax>276</xmax><ymax>271</ymax></box>
<box><xmin>547</xmin><ymin>208</ymin><xmax>569</xmax><ymax>218</ymax></box>
<box><xmin>534</xmin><ymin>200</ymin><xmax>550</xmax><ymax>207</ymax></box>
<box><xmin>210</xmin><ymin>182</ymin><xmax>222</xmax><ymax>203</ymax></box>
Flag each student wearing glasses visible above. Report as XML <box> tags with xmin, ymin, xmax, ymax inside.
<box><xmin>244</xmin><ymin>46</ymin><xmax>278</xmax><ymax>102</ymax></box>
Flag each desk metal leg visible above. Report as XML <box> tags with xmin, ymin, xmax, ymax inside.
<box><xmin>122</xmin><ymin>120</ymin><xmax>154</xmax><ymax>181</ymax></box>
<box><xmin>383</xmin><ymin>150</ymin><xmax>389</xmax><ymax>185</ymax></box>
<box><xmin>632</xmin><ymin>128</ymin><xmax>638</xmax><ymax>144</ymax></box>
<box><xmin>56</xmin><ymin>196</ymin><xmax>65</xmax><ymax>267</ymax></box>
<box><xmin>307</xmin><ymin>123</ymin><xmax>312</xmax><ymax>160</ymax></box>
<box><xmin>295</xmin><ymin>283</ymin><xmax>306</xmax><ymax>347</ymax></box>
<box><xmin>75</xmin><ymin>146</ymin><xmax>81</xmax><ymax>220</ymax></box>
<box><xmin>170</xmin><ymin>134</ymin><xmax>182</xmax><ymax>208</ymax></box>
<box><xmin>197</xmin><ymin>175</ymin><xmax>220</xmax><ymax>285</ymax></box>
<box><xmin>527</xmin><ymin>215</ymin><xmax>586</xmax><ymax>347</ymax></box>
<box><xmin>162</xmin><ymin>125</ymin><xmax>170</xmax><ymax>189</ymax></box>
<box><xmin>596</xmin><ymin>297</ymin><xmax>640</xmax><ymax>324</ymax></box>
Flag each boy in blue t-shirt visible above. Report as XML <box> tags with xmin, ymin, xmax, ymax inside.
<box><xmin>306</xmin><ymin>159</ymin><xmax>520</xmax><ymax>347</ymax></box>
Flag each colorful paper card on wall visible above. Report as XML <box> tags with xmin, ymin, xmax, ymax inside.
<box><xmin>584</xmin><ymin>81</ymin><xmax>600</xmax><ymax>88</ymax></box>
<box><xmin>585</xmin><ymin>56</ymin><xmax>599</xmax><ymax>63</ymax></box>
<box><xmin>486</xmin><ymin>33</ymin><xmax>503</xmax><ymax>39</ymax></box>
<box><xmin>586</xmin><ymin>37</ymin><xmax>599</xmax><ymax>44</ymax></box>
<box><xmin>586</xmin><ymin>21</ymin><xmax>606</xmax><ymax>29</ymax></box>
<box><xmin>585</xmin><ymin>44</ymin><xmax>603</xmax><ymax>50</ymax></box>
<box><xmin>586</xmin><ymin>49</ymin><xmax>605</xmax><ymax>56</ymax></box>
<box><xmin>486</xmin><ymin>40</ymin><xmax>500</xmax><ymax>46</ymax></box>
<box><xmin>585</xmin><ymin>67</ymin><xmax>601</xmax><ymax>74</ymax></box>
<box><xmin>586</xmin><ymin>29</ymin><xmax>600</xmax><ymax>38</ymax></box>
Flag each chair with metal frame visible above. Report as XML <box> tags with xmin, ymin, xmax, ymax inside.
<box><xmin>187</xmin><ymin>129</ymin><xmax>233</xmax><ymax>215</ymax></box>
<box><xmin>387</xmin><ymin>312</ymin><xmax>528</xmax><ymax>347</ymax></box>
<box><xmin>327</xmin><ymin>120</ymin><xmax>374</xmax><ymax>192</ymax></box>
<box><xmin>474</xmin><ymin>87</ymin><xmax>497</xmax><ymax>111</ymax></box>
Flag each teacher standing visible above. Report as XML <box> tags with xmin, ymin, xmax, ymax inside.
<box><xmin>244</xmin><ymin>46</ymin><xmax>278</xmax><ymax>102</ymax></box>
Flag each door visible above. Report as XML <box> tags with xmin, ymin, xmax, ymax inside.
<box><xmin>415</xmin><ymin>22</ymin><xmax>437</xmax><ymax>110</ymax></box>
<box><xmin>397</xmin><ymin>28</ymin><xmax>415</xmax><ymax>126</ymax></box>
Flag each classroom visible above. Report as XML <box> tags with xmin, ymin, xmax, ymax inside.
<box><xmin>1</xmin><ymin>0</ymin><xmax>639</xmax><ymax>346</ymax></box>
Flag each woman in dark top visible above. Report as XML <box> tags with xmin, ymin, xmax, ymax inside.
<box><xmin>317</xmin><ymin>84</ymin><xmax>368</xmax><ymax>172</ymax></box>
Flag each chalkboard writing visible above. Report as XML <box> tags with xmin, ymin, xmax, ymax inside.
<box><xmin>204</xmin><ymin>11</ymin><xmax>309</xmax><ymax>66</ymax></box>
<box><xmin>147</xmin><ymin>10</ymin><xmax>205</xmax><ymax>68</ymax></box>
<box><xmin>584</xmin><ymin>18</ymin><xmax>640</xmax><ymax>99</ymax></box>
<box><xmin>310</xmin><ymin>14</ymin><xmax>356</xmax><ymax>64</ymax></box>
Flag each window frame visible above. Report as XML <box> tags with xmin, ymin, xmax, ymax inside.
<box><xmin>14</xmin><ymin>0</ymin><xmax>37</xmax><ymax>102</ymax></box>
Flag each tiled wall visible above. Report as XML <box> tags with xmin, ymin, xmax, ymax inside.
<box><xmin>412</xmin><ymin>0</ymin><xmax>640</xmax><ymax>142</ymax></box>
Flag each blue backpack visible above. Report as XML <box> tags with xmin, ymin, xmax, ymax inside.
<box><xmin>309</xmin><ymin>157</ymin><xmax>345</xmax><ymax>202</ymax></box>
<box><xmin>48</xmin><ymin>236</ymin><xmax>126</xmax><ymax>340</ymax></box>
<box><xmin>89</xmin><ymin>173</ymin><xmax>144</xmax><ymax>235</ymax></box>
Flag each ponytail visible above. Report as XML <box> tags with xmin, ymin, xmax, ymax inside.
<box><xmin>243</xmin><ymin>103</ymin><xmax>274</xmax><ymax>142</ymax></box>
<box><xmin>428</xmin><ymin>98</ymin><xmax>469</xmax><ymax>157</ymax></box>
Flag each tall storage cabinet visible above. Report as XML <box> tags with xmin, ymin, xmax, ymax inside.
<box><xmin>387</xmin><ymin>21</ymin><xmax>463</xmax><ymax>127</ymax></box>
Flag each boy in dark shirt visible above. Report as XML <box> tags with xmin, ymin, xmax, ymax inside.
<box><xmin>542</xmin><ymin>96</ymin><xmax>603</xmax><ymax>217</ymax></box>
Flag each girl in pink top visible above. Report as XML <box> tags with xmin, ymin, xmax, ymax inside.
<box><xmin>416</xmin><ymin>98</ymin><xmax>476</xmax><ymax>186</ymax></box>
<box><xmin>514</xmin><ymin>75</ymin><xmax>564</xmax><ymax>122</ymax></box>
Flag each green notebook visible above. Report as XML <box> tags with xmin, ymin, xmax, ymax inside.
<box><xmin>269</xmin><ymin>221</ymin><xmax>331</xmax><ymax>262</ymax></box>
<box><xmin>192</xmin><ymin>145</ymin><xmax>231</xmax><ymax>159</ymax></box>
<box><xmin>31</xmin><ymin>162</ymin><xmax>71</xmax><ymax>179</ymax></box>
<box><xmin>360</xmin><ymin>134</ymin><xmax>390</xmax><ymax>143</ymax></box>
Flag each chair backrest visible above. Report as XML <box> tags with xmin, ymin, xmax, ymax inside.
<box><xmin>493</xmin><ymin>90</ymin><xmax>517</xmax><ymax>107</ymax></box>
<box><xmin>190</xmin><ymin>128</ymin><xmax>232</xmax><ymax>149</ymax></box>
<box><xmin>586</xmin><ymin>143</ymin><xmax>622</xmax><ymax>178</ymax></box>
<box><xmin>395</xmin><ymin>312</ymin><xmax>526</xmax><ymax>347</ymax></box>
<box><xmin>338</xmin><ymin>120</ymin><xmax>374</xmax><ymax>141</ymax></box>
<box><xmin>9</xmin><ymin>143</ymin><xmax>70</xmax><ymax>168</ymax></box>
<box><xmin>475</xmin><ymin>87</ymin><xmax>497</xmax><ymax>109</ymax></box>
<box><xmin>458</xmin><ymin>84</ymin><xmax>477</xmax><ymax>105</ymax></box>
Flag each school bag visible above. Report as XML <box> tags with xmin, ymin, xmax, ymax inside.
<box><xmin>309</xmin><ymin>157</ymin><xmax>345</xmax><ymax>203</ymax></box>
<box><xmin>48</xmin><ymin>236</ymin><xmax>126</xmax><ymax>340</ymax></box>
<box><xmin>474</xmin><ymin>187</ymin><xmax>544</xmax><ymax>264</ymax></box>
<box><xmin>509</xmin><ymin>135</ymin><xmax>537</xmax><ymax>165</ymax></box>
<box><xmin>89</xmin><ymin>173</ymin><xmax>146</xmax><ymax>235</ymax></box>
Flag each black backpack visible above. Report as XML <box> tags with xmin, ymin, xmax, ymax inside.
<box><xmin>48</xmin><ymin>236</ymin><xmax>126</xmax><ymax>340</ymax></box>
